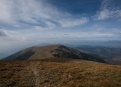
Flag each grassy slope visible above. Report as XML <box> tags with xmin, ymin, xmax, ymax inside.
<box><xmin>3</xmin><ymin>45</ymin><xmax>106</xmax><ymax>63</ymax></box>
<box><xmin>0</xmin><ymin>59</ymin><xmax>121</xmax><ymax>87</ymax></box>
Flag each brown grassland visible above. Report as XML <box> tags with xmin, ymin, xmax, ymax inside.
<box><xmin>0</xmin><ymin>59</ymin><xmax>121</xmax><ymax>87</ymax></box>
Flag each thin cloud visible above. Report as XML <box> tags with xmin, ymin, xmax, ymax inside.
<box><xmin>59</xmin><ymin>17</ymin><xmax>88</xmax><ymax>27</ymax></box>
<box><xmin>94</xmin><ymin>0</ymin><xmax>121</xmax><ymax>20</ymax></box>
<box><xmin>0</xmin><ymin>0</ymin><xmax>88</xmax><ymax>28</ymax></box>
<box><xmin>95</xmin><ymin>9</ymin><xmax>111</xmax><ymax>20</ymax></box>
<box><xmin>0</xmin><ymin>0</ymin><xmax>16</xmax><ymax>24</ymax></box>
<box><xmin>66</xmin><ymin>32</ymin><xmax>114</xmax><ymax>38</ymax></box>
<box><xmin>95</xmin><ymin>9</ymin><xmax>121</xmax><ymax>20</ymax></box>
<box><xmin>0</xmin><ymin>29</ymin><xmax>27</xmax><ymax>41</ymax></box>
<box><xmin>0</xmin><ymin>29</ymin><xmax>8</xmax><ymax>37</ymax></box>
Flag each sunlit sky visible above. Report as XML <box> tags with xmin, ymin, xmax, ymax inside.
<box><xmin>0</xmin><ymin>0</ymin><xmax>121</xmax><ymax>52</ymax></box>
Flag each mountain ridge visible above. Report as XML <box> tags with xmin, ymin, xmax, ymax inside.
<box><xmin>76</xmin><ymin>45</ymin><xmax>121</xmax><ymax>65</ymax></box>
<box><xmin>3</xmin><ymin>45</ymin><xmax>106</xmax><ymax>63</ymax></box>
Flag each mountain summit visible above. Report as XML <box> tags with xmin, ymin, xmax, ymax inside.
<box><xmin>3</xmin><ymin>45</ymin><xmax>105</xmax><ymax>63</ymax></box>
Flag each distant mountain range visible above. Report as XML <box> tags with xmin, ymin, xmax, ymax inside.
<box><xmin>67</xmin><ymin>40</ymin><xmax>121</xmax><ymax>48</ymax></box>
<box><xmin>76</xmin><ymin>45</ymin><xmax>121</xmax><ymax>65</ymax></box>
<box><xmin>3</xmin><ymin>45</ymin><xmax>106</xmax><ymax>63</ymax></box>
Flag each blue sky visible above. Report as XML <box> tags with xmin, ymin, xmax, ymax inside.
<box><xmin>0</xmin><ymin>0</ymin><xmax>121</xmax><ymax>52</ymax></box>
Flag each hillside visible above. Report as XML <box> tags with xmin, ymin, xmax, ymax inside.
<box><xmin>76</xmin><ymin>45</ymin><xmax>121</xmax><ymax>64</ymax></box>
<box><xmin>0</xmin><ymin>59</ymin><xmax>121</xmax><ymax>87</ymax></box>
<box><xmin>108</xmin><ymin>57</ymin><xmax>121</xmax><ymax>65</ymax></box>
<box><xmin>76</xmin><ymin>45</ymin><xmax>121</xmax><ymax>59</ymax></box>
<box><xmin>3</xmin><ymin>45</ymin><xmax>106</xmax><ymax>63</ymax></box>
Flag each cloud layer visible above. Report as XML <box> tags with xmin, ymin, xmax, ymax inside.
<box><xmin>0</xmin><ymin>0</ymin><xmax>121</xmax><ymax>28</ymax></box>
<box><xmin>0</xmin><ymin>0</ymin><xmax>89</xmax><ymax>28</ymax></box>
<box><xmin>95</xmin><ymin>0</ymin><xmax>121</xmax><ymax>20</ymax></box>
<box><xmin>0</xmin><ymin>0</ymin><xmax>121</xmax><ymax>53</ymax></box>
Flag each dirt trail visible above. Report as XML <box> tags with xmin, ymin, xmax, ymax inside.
<box><xmin>28</xmin><ymin>62</ymin><xmax>41</xmax><ymax>87</ymax></box>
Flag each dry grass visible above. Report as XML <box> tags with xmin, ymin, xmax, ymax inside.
<box><xmin>0</xmin><ymin>59</ymin><xmax>121</xmax><ymax>87</ymax></box>
<box><xmin>4</xmin><ymin>45</ymin><xmax>105</xmax><ymax>63</ymax></box>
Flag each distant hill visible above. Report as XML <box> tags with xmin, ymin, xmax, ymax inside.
<box><xmin>76</xmin><ymin>45</ymin><xmax>121</xmax><ymax>59</ymax></box>
<box><xmin>3</xmin><ymin>45</ymin><xmax>106</xmax><ymax>63</ymax></box>
<box><xmin>76</xmin><ymin>45</ymin><xmax>121</xmax><ymax>65</ymax></box>
<box><xmin>67</xmin><ymin>40</ymin><xmax>121</xmax><ymax>48</ymax></box>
